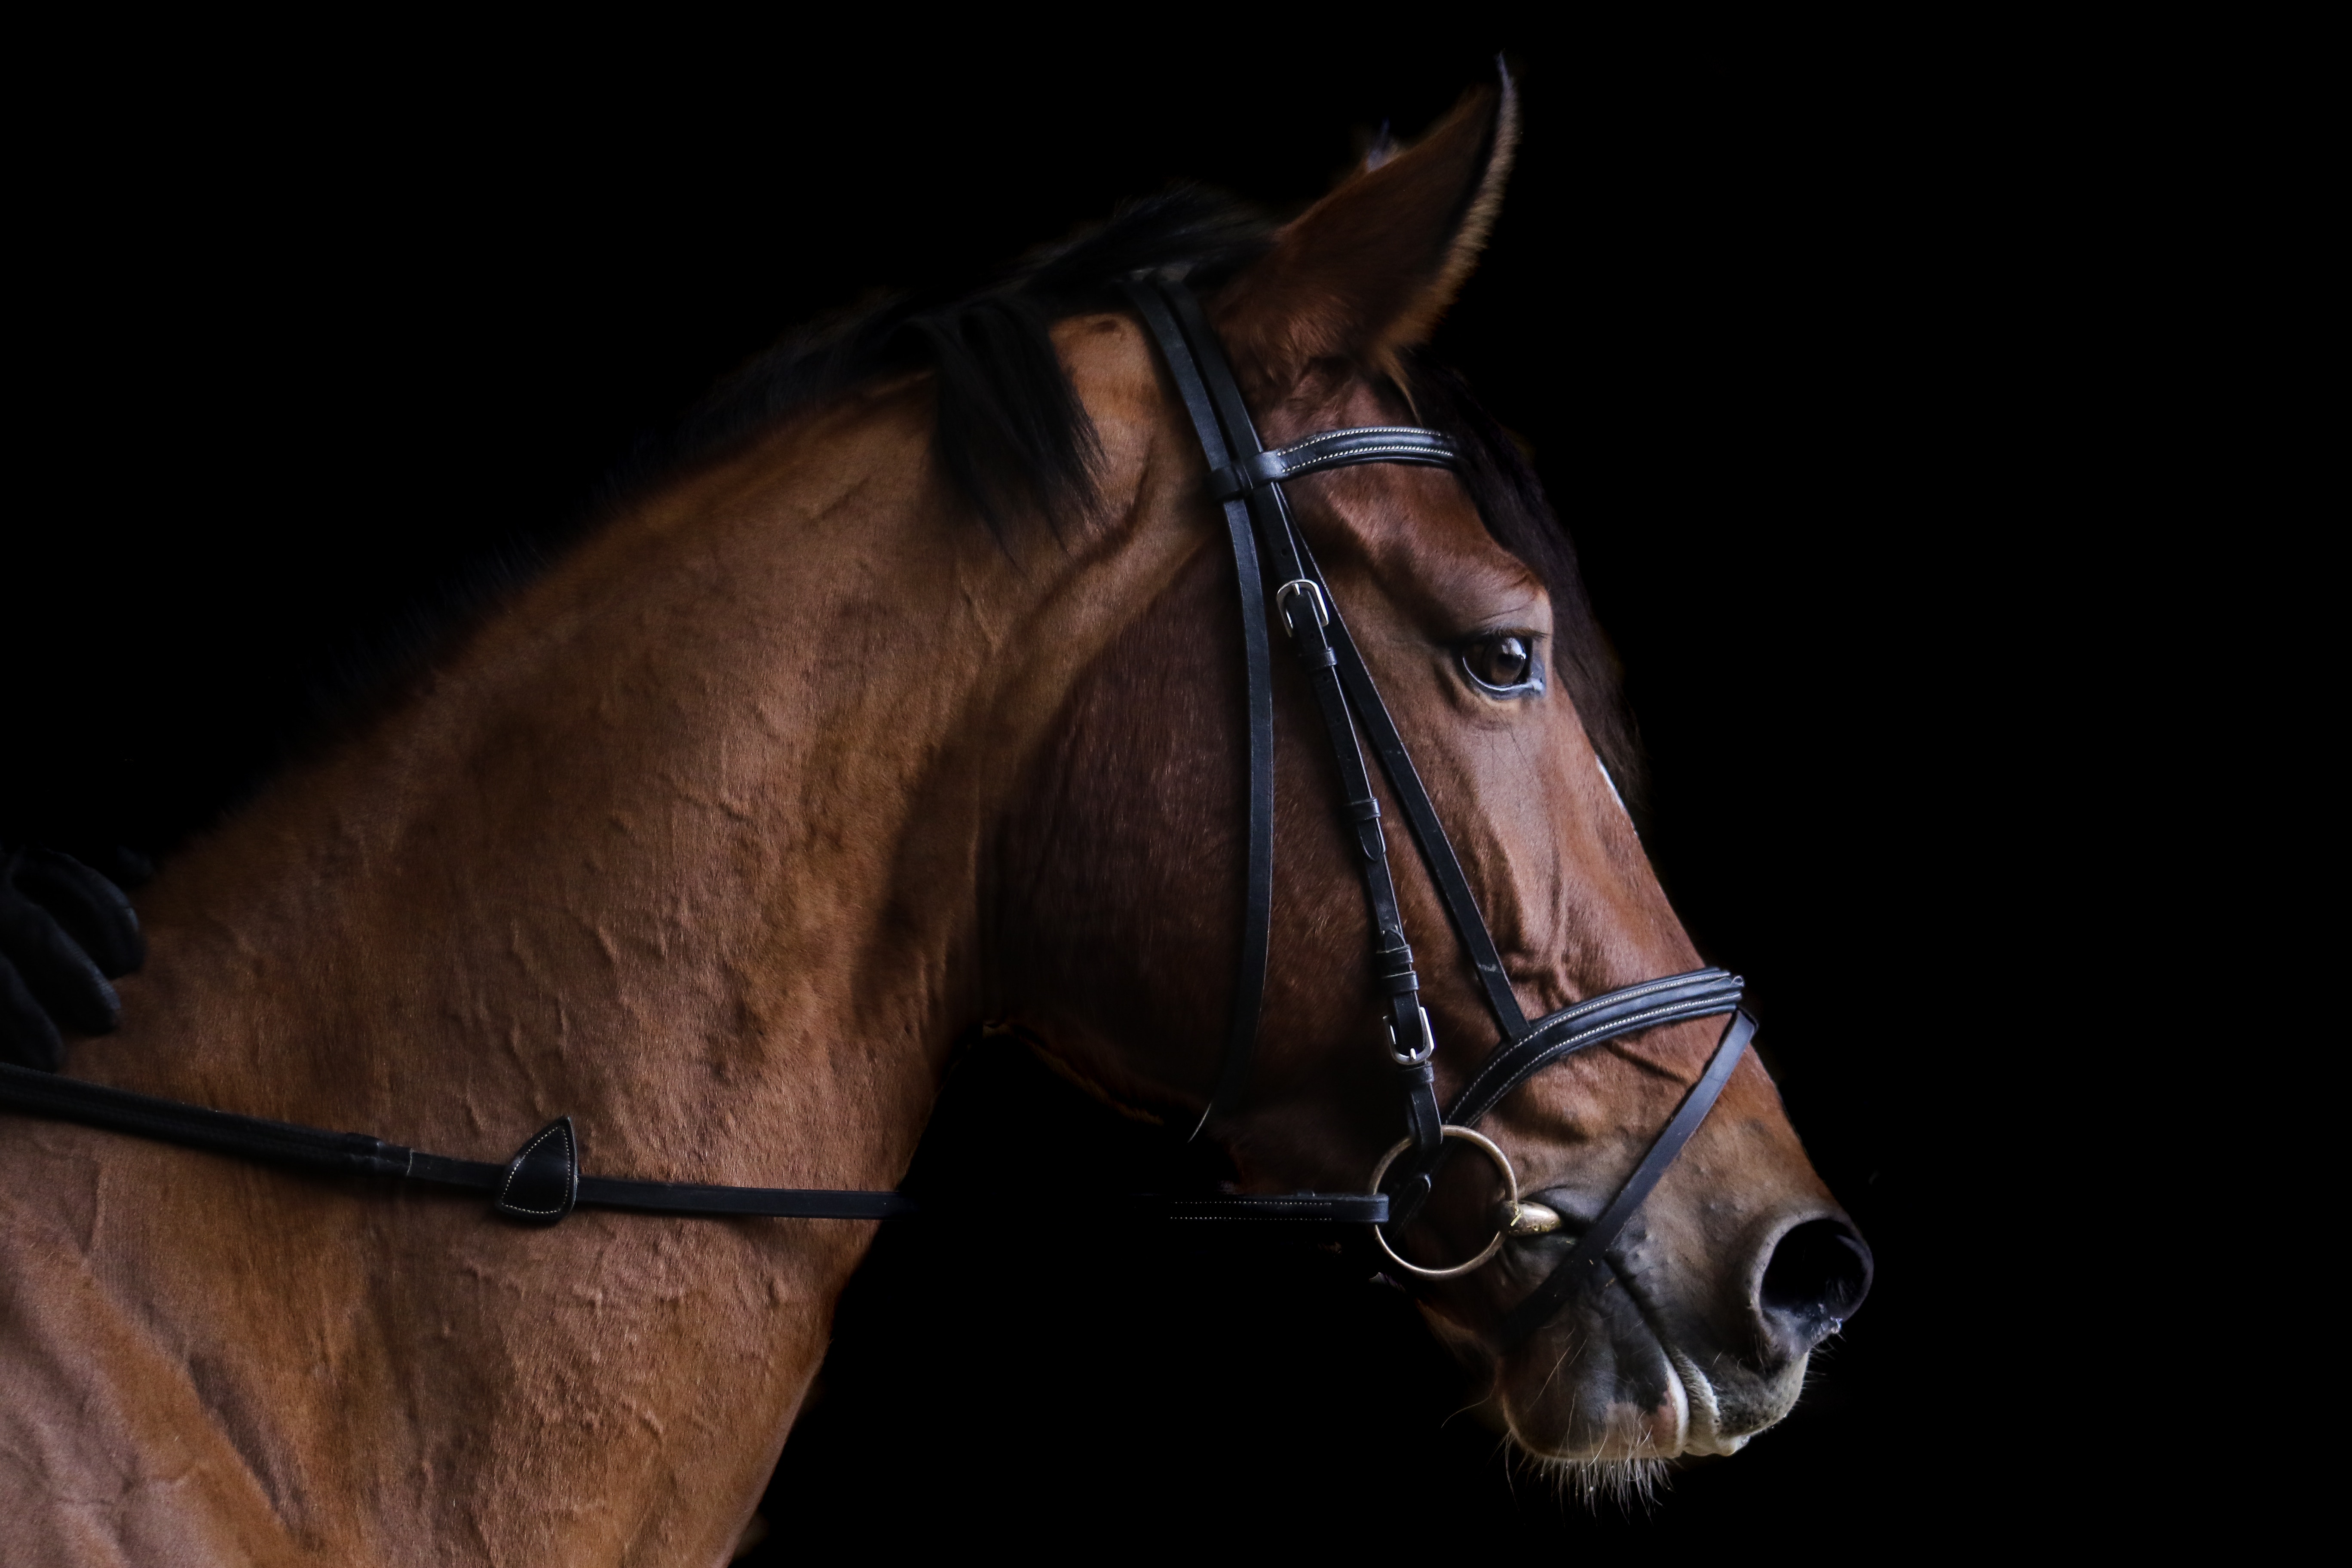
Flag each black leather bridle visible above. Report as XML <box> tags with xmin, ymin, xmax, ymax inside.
<box><xmin>1116</xmin><ymin>276</ymin><xmax>1755</xmax><ymax>1346</ymax></box>
<box><xmin>0</xmin><ymin>276</ymin><xmax>1756</xmax><ymax>1351</ymax></box>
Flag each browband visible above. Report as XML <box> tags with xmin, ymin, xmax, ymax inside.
<box><xmin>1210</xmin><ymin>427</ymin><xmax>1459</xmax><ymax>500</ymax></box>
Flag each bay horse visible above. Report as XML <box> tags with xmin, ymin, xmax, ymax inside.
<box><xmin>0</xmin><ymin>82</ymin><xmax>1868</xmax><ymax>1564</ymax></box>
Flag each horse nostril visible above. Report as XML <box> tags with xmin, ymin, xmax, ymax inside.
<box><xmin>1758</xmin><ymin>1218</ymin><xmax>1873</xmax><ymax>1348</ymax></box>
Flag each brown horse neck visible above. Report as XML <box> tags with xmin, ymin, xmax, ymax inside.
<box><xmin>76</xmin><ymin>342</ymin><xmax>1181</xmax><ymax>1183</ymax></box>
<box><xmin>1</xmin><ymin>319</ymin><xmax>1197</xmax><ymax>1563</ymax></box>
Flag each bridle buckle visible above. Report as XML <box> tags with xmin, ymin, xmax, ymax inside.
<box><xmin>1385</xmin><ymin>1004</ymin><xmax>1436</xmax><ymax>1066</ymax></box>
<box><xmin>1274</xmin><ymin>578</ymin><xmax>1329</xmax><ymax>637</ymax></box>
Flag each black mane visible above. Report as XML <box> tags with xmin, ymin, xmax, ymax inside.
<box><xmin>640</xmin><ymin>186</ymin><xmax>1643</xmax><ymax>802</ymax></box>
<box><xmin>657</xmin><ymin>187</ymin><xmax>1275</xmax><ymax>532</ymax></box>
<box><xmin>302</xmin><ymin>187</ymin><xmax>1639</xmax><ymax>819</ymax></box>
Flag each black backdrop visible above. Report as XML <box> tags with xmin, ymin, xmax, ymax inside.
<box><xmin>5</xmin><ymin>21</ymin><xmax>2070</xmax><ymax>1552</ymax></box>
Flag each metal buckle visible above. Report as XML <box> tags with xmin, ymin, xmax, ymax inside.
<box><xmin>1365</xmin><ymin>1126</ymin><xmax>1519</xmax><ymax>1280</ymax></box>
<box><xmin>1274</xmin><ymin>578</ymin><xmax>1329</xmax><ymax>637</ymax></box>
<box><xmin>1385</xmin><ymin>1005</ymin><xmax>1436</xmax><ymax>1066</ymax></box>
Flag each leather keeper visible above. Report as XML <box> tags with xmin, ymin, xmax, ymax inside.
<box><xmin>1386</xmin><ymin>1169</ymin><xmax>1434</xmax><ymax>1227</ymax></box>
<box><xmin>1208</xmin><ymin>450</ymin><xmax>1289</xmax><ymax>499</ymax></box>
<box><xmin>1398</xmin><ymin>1058</ymin><xmax>1444</xmax><ymax>1161</ymax></box>
<box><xmin>494</xmin><ymin>1115</ymin><xmax>579</xmax><ymax>1225</ymax></box>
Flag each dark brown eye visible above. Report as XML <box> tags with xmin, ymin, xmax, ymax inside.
<box><xmin>1462</xmin><ymin>634</ymin><xmax>1542</xmax><ymax>695</ymax></box>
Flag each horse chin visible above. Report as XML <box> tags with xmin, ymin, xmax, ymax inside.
<box><xmin>1431</xmin><ymin>1288</ymin><xmax>1807</xmax><ymax>1476</ymax></box>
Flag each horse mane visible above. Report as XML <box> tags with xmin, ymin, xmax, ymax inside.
<box><xmin>651</xmin><ymin>186</ymin><xmax>1274</xmax><ymax>531</ymax></box>
<box><xmin>648</xmin><ymin>184</ymin><xmax>1645</xmax><ymax>806</ymax></box>
<box><xmin>303</xmin><ymin>186</ymin><xmax>1643</xmax><ymax>820</ymax></box>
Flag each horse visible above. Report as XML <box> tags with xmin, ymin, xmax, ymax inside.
<box><xmin>0</xmin><ymin>81</ymin><xmax>1869</xmax><ymax>1564</ymax></box>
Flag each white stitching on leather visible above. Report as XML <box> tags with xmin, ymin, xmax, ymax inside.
<box><xmin>1167</xmin><ymin>1197</ymin><xmax>1375</xmax><ymax>1222</ymax></box>
<box><xmin>1279</xmin><ymin>443</ymin><xmax>1452</xmax><ymax>464</ymax></box>
<box><xmin>1473</xmin><ymin>974</ymin><xmax>1724</xmax><ymax>1068</ymax></box>
<box><xmin>497</xmin><ymin>1123</ymin><xmax>573</xmax><ymax>1215</ymax></box>
<box><xmin>1453</xmin><ymin>979</ymin><xmax>1740</xmax><ymax>1113</ymax></box>
<box><xmin>1464</xmin><ymin>1000</ymin><xmax>1738</xmax><ymax>1116</ymax></box>
<box><xmin>1227</xmin><ymin>429</ymin><xmax>1457</xmax><ymax>492</ymax></box>
<box><xmin>1280</xmin><ymin>426</ymin><xmax>1440</xmax><ymax>450</ymax></box>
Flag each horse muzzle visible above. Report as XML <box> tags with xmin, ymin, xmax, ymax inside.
<box><xmin>1483</xmin><ymin>1198</ymin><xmax>1873</xmax><ymax>1461</ymax></box>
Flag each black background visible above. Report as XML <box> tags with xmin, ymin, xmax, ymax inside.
<box><xmin>4</xmin><ymin>18</ymin><xmax>2121</xmax><ymax>1552</ymax></box>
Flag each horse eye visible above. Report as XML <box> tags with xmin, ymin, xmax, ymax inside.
<box><xmin>1462</xmin><ymin>634</ymin><xmax>1541</xmax><ymax>695</ymax></box>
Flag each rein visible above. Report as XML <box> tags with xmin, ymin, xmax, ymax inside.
<box><xmin>0</xmin><ymin>276</ymin><xmax>1756</xmax><ymax>1350</ymax></box>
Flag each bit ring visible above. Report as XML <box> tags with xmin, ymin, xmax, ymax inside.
<box><xmin>1366</xmin><ymin>1125</ymin><xmax>1517</xmax><ymax>1280</ymax></box>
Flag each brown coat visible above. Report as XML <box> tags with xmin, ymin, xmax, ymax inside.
<box><xmin>0</xmin><ymin>85</ymin><xmax>1853</xmax><ymax>1565</ymax></box>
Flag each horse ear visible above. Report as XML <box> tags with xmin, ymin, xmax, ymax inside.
<box><xmin>1213</xmin><ymin>74</ymin><xmax>1519</xmax><ymax>396</ymax></box>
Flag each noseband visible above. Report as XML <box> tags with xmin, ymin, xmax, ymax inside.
<box><xmin>0</xmin><ymin>279</ymin><xmax>1757</xmax><ymax>1351</ymax></box>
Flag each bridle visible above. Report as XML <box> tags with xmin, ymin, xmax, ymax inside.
<box><xmin>0</xmin><ymin>277</ymin><xmax>1756</xmax><ymax>1352</ymax></box>
<box><xmin>1116</xmin><ymin>276</ymin><xmax>1755</xmax><ymax>1346</ymax></box>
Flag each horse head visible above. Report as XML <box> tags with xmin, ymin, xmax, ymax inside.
<box><xmin>993</xmin><ymin>80</ymin><xmax>1871</xmax><ymax>1482</ymax></box>
<box><xmin>0</xmin><ymin>76</ymin><xmax>1873</xmax><ymax>1561</ymax></box>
